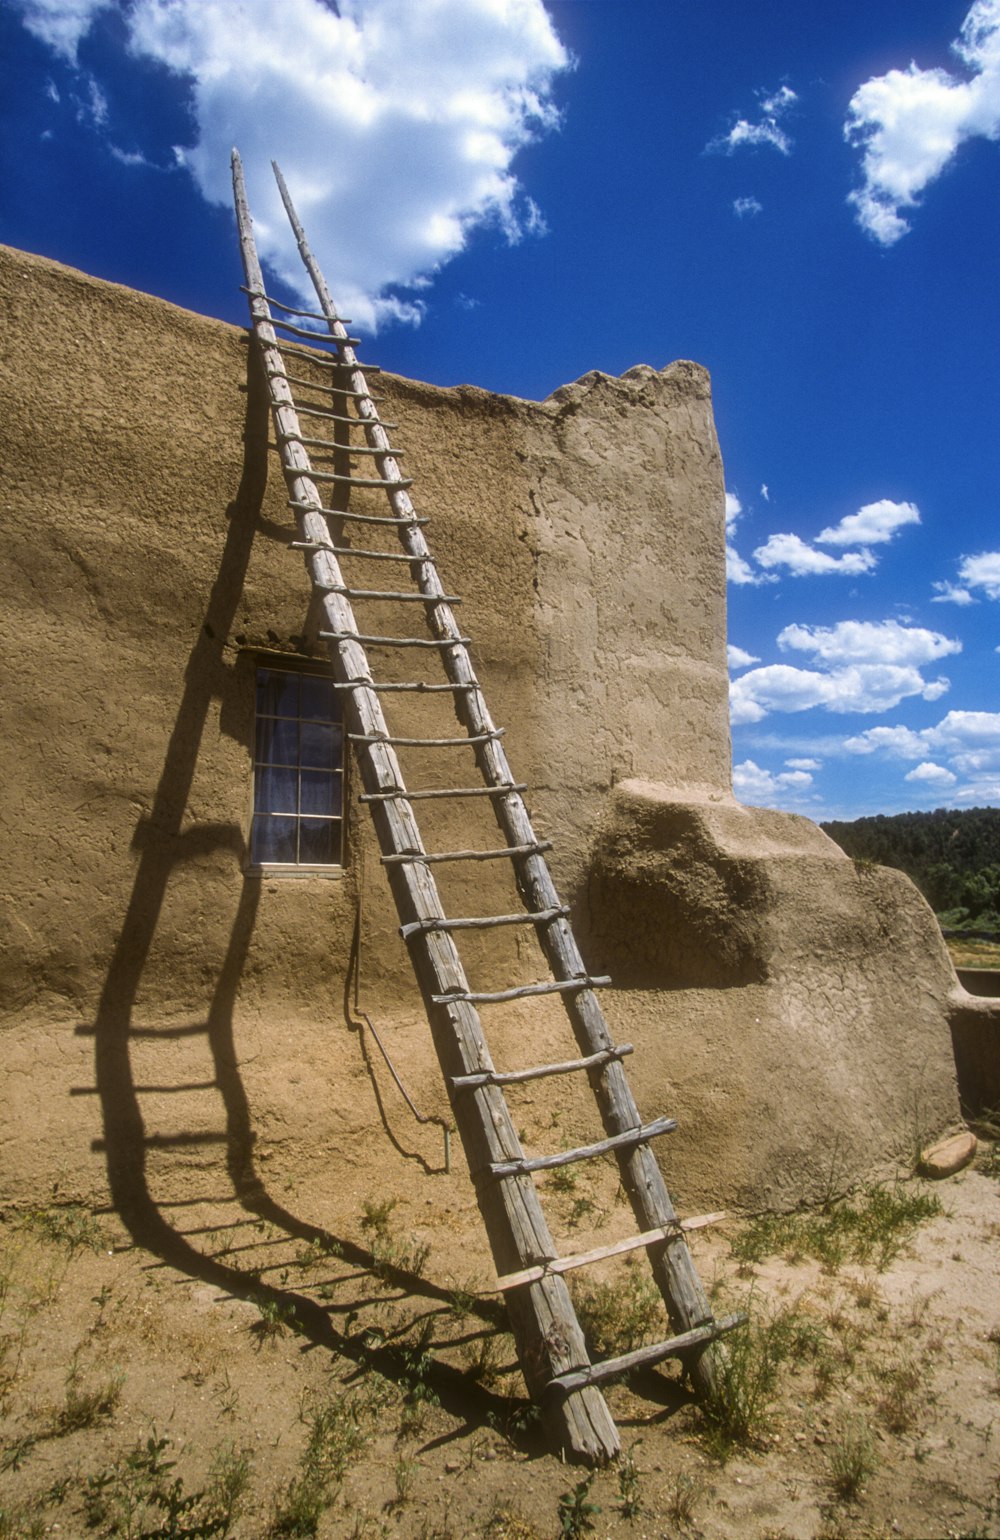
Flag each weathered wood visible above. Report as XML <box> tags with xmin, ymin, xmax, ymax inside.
<box><xmin>362</xmin><ymin>784</ymin><xmax>527</xmax><ymax>802</ymax></box>
<box><xmin>300</xmin><ymin>467</ymin><xmax>413</xmax><ymax>488</ymax></box>
<box><xmin>330</xmin><ymin>681</ymin><xmax>467</xmax><ymax>693</ymax></box>
<box><xmin>271</xmin><ymin>317</ymin><xmax>362</xmax><ymax>344</ymax></box>
<box><xmin>290</xmin><ymin>543</ymin><xmax>428</xmax><ymax>563</ymax></box>
<box><xmin>349</xmin><ymin>731</ymin><xmax>500</xmax><ymax>747</ymax></box>
<box><xmin>293</xmin><ymin>403</ymin><xmax>399</xmax><ymax>428</ymax></box>
<box><xmin>240</xmin><ymin>284</ymin><xmax>349</xmax><ymax>323</ymax></box>
<box><xmin>276</xmin><ymin>370</ymin><xmax>383</xmax><ymax>399</ymax></box>
<box><xmin>401</xmin><ymin>905</ymin><xmax>570</xmax><ymax>939</ymax></box>
<box><xmin>495</xmin><ymin>1213</ymin><xmax>726</xmax><ymax>1290</ymax></box>
<box><xmin>283</xmin><ymin>435</ymin><xmax>405</xmax><ymax>457</ymax></box>
<box><xmin>452</xmin><ymin>1040</ymin><xmax>631</xmax><ymax>1090</ymax></box>
<box><xmin>381</xmin><ymin>841</ymin><xmax>551</xmax><ymax>865</ymax></box>
<box><xmin>315</xmin><ymin>586</ymin><xmax>461</xmax><ymax>603</ymax></box>
<box><xmin>489</xmin><ymin>1117</ymin><xmax>677</xmax><ymax>1179</ymax></box>
<box><xmin>275</xmin><ymin>342</ymin><xmax>382</xmax><ymax>371</ymax></box>
<box><xmin>269</xmin><ymin>146</ymin><xmax>728</xmax><ymax>1436</ymax></box>
<box><xmin>296</xmin><ymin>502</ymin><xmax>427</xmax><ymax>527</ymax></box>
<box><xmin>433</xmin><ymin>976</ymin><xmax>611</xmax><ymax>1007</ymax></box>
<box><xmin>234</xmin><ymin>149</ymin><xmax>622</xmax><ymax>1465</ymax></box>
<box><xmin>318</xmin><ymin>631</ymin><xmax>469</xmax><ymax>647</ymax></box>
<box><xmin>544</xmin><ymin>1313</ymin><xmax>745</xmax><ymax>1396</ymax></box>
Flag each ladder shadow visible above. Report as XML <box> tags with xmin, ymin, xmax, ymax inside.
<box><xmin>83</xmin><ymin>344</ymin><xmax>509</xmax><ymax>1440</ymax></box>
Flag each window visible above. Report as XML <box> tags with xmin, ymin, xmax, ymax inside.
<box><xmin>251</xmin><ymin>662</ymin><xmax>344</xmax><ymax>868</ymax></box>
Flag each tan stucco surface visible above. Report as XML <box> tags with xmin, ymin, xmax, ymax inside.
<box><xmin>0</xmin><ymin>242</ymin><xmax>982</xmax><ymax>1221</ymax></box>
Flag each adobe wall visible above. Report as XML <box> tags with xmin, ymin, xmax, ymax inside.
<box><xmin>0</xmin><ymin>243</ymin><xmax>982</xmax><ymax>1225</ymax></box>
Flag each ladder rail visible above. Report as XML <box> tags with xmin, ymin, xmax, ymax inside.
<box><xmin>232</xmin><ymin>149</ymin><xmax>622</xmax><ymax>1465</ymax></box>
<box><xmin>267</xmin><ymin>191</ymin><xmax>723</xmax><ymax>1390</ymax></box>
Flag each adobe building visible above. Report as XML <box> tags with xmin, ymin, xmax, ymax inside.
<box><xmin>1</xmin><ymin>242</ymin><xmax>996</xmax><ymax>1229</ymax></box>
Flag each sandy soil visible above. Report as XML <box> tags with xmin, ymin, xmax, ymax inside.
<box><xmin>2</xmin><ymin>1143</ymin><xmax>999</xmax><ymax>1539</ymax></box>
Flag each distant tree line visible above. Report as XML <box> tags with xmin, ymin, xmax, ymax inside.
<box><xmin>821</xmin><ymin>806</ymin><xmax>1000</xmax><ymax>934</ymax></box>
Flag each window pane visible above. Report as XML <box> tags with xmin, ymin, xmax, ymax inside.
<box><xmin>300</xmin><ymin>720</ymin><xmax>338</xmax><ymax>769</ymax></box>
<box><xmin>252</xmin><ymin>814</ymin><xmax>297</xmax><ymax>864</ymax></box>
<box><xmin>254</xmin><ymin>764</ymin><xmax>298</xmax><ymax>814</ymax></box>
<box><xmin>256</xmin><ymin>715</ymin><xmax>299</xmax><ymax>767</ymax></box>
<box><xmin>299</xmin><ymin>818</ymin><xmax>339</xmax><ymax>864</ymax></box>
<box><xmin>300</xmin><ymin>675</ymin><xmax>337</xmax><ymax>719</ymax></box>
<box><xmin>299</xmin><ymin>769</ymin><xmax>340</xmax><ymax>816</ymax></box>
<box><xmin>256</xmin><ymin>668</ymin><xmax>299</xmax><ymax>717</ymax></box>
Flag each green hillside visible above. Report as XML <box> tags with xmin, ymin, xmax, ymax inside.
<box><xmin>821</xmin><ymin>806</ymin><xmax>1000</xmax><ymax>935</ymax></box>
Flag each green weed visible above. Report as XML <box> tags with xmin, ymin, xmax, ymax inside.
<box><xmin>20</xmin><ymin>1203</ymin><xmax>107</xmax><ymax>1255</ymax></box>
<box><xmin>51</xmin><ymin>1362</ymin><xmax>123</xmax><ymax>1434</ymax></box>
<box><xmin>572</xmin><ymin>1259</ymin><xmax>661</xmax><ymax>1358</ymax></box>
<box><xmin>556</xmin><ymin>1474</ymin><xmax>601</xmax><ymax>1537</ymax></box>
<box><xmin>828</xmin><ymin>1413</ymin><xmax>878</xmax><ymax>1500</ymax></box>
<box><xmin>616</xmin><ymin>1444</ymin><xmax>642</xmax><ymax>1518</ymax></box>
<box><xmin>700</xmin><ymin>1301</ymin><xmax>819</xmax><ymax>1456</ymax></box>
<box><xmin>360</xmin><ymin>1199</ymin><xmax>431</xmax><ymax>1281</ymax></box>
<box><xmin>731</xmin><ymin>1183</ymin><xmax>942</xmax><ymax>1274</ymax></box>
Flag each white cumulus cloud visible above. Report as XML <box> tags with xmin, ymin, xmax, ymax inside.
<box><xmin>777</xmin><ymin>619</ymin><xmax>961</xmax><ymax>668</ymax></box>
<box><xmin>710</xmin><ymin>83</ymin><xmax>798</xmax><ymax>156</ymax></box>
<box><xmin>732</xmin><ymin>757</ymin><xmax>814</xmax><ymax>805</ymax></box>
<box><xmin>730</xmin><ymin>662</ymin><xmax>950</xmax><ymax>724</ymax></box>
<box><xmin>753</xmin><ymin>533</ymin><xmax>877</xmax><ymax>577</ymax></box>
<box><xmin>12</xmin><ymin>0</ymin><xmax>570</xmax><ymax>330</ymax></box>
<box><xmin>817</xmin><ymin>498</ymin><xmax>920</xmax><ymax>546</ymax></box>
<box><xmin>845</xmin><ymin>0</ymin><xmax>1000</xmax><ymax>244</ymax></box>
<box><xmin>13</xmin><ymin>0</ymin><xmax>112</xmax><ymax>62</ymax></box>
<box><xmin>905</xmin><ymin>761</ymin><xmax>958</xmax><ymax>787</ymax></box>
<box><xmin>727</xmin><ymin>645</ymin><xmax>760</xmax><ymax>670</ymax></box>
<box><xmin>958</xmin><ymin>550</ymin><xmax>1000</xmax><ymax>599</ymax></box>
<box><xmin>733</xmin><ymin>195</ymin><xmax>763</xmax><ymax>217</ymax></box>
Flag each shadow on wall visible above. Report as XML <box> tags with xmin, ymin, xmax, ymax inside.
<box><xmin>73</xmin><ymin>354</ymin><xmax>502</xmax><ymax>1421</ymax></box>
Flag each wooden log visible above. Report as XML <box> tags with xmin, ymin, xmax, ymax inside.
<box><xmin>362</xmin><ymin>784</ymin><xmax>527</xmax><ymax>802</ymax></box>
<box><xmin>298</xmin><ymin>503</ymin><xmax>428</xmax><ymax>527</ymax></box>
<box><xmin>544</xmin><ymin>1313</ymin><xmax>745</xmax><ymax>1396</ymax></box>
<box><xmin>452</xmin><ymin>1041</ymin><xmax>632</xmax><ymax>1090</ymax></box>
<box><xmin>318</xmin><ymin>631</ymin><xmax>468</xmax><ymax>647</ymax></box>
<box><xmin>277</xmin><ymin>370</ymin><xmax>384</xmax><ymax>399</ymax></box>
<box><xmin>381</xmin><ymin>841</ymin><xmax>551</xmax><ymax>865</ymax></box>
<box><xmin>495</xmin><ymin>1214</ymin><xmax>727</xmax><ymax>1290</ymax></box>
<box><xmin>264</xmin><ymin>148</ymin><xmax>728</xmax><ymax>1435</ymax></box>
<box><xmin>290</xmin><ymin>544</ymin><xmax>425</xmax><ymax>563</ymax></box>
<box><xmin>489</xmin><ymin>1117</ymin><xmax>677</xmax><ymax>1178</ymax></box>
<box><xmin>349</xmin><ymin>732</ymin><xmax>500</xmax><ymax>747</ymax></box>
<box><xmin>293</xmin><ymin>403</ymin><xmax>400</xmax><ymax>428</ymax></box>
<box><xmin>298</xmin><ymin>468</ymin><xmax>413</xmax><ymax>488</ymax></box>
<box><xmin>235</xmin><ymin>149</ymin><xmax>622</xmax><ymax>1465</ymax></box>
<box><xmin>315</xmin><ymin>586</ymin><xmax>462</xmax><ymax>603</ymax></box>
<box><xmin>400</xmin><ymin>905</ymin><xmax>570</xmax><ymax>938</ymax></box>
<box><xmin>433</xmin><ymin>976</ymin><xmax>611</xmax><ymax>1006</ymax></box>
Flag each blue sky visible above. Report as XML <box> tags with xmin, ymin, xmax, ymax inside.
<box><xmin>2</xmin><ymin>0</ymin><xmax>999</xmax><ymax>821</ymax></box>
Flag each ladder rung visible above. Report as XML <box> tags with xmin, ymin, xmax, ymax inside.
<box><xmin>294</xmin><ymin>403</ymin><xmax>398</xmax><ymax>429</ymax></box>
<box><xmin>350</xmin><ymin>730</ymin><xmax>501</xmax><ymax>747</ymax></box>
<box><xmin>362</xmin><ymin>783</ymin><xmax>525</xmax><ymax>804</ymax></box>
<box><xmin>283</xmin><ymin>435</ymin><xmax>404</xmax><ymax>458</ymax></box>
<box><xmin>433</xmin><ymin>976</ymin><xmax>612</xmax><ymax>1007</ymax></box>
<box><xmin>272</xmin><ymin>318</ymin><xmax>361</xmax><ymax>345</ymax></box>
<box><xmin>319</xmin><ymin>630</ymin><xmax>470</xmax><ymax>647</ymax></box>
<box><xmin>270</xmin><ymin>344</ymin><xmax>382</xmax><ymax>373</ymax></box>
<box><xmin>400</xmin><ymin>905</ymin><xmax>570</xmax><ymax>939</ymax></box>
<box><xmin>297</xmin><ymin>469</ymin><xmax>414</xmax><ymax>490</ymax></box>
<box><xmin>451</xmin><ymin>1039</ymin><xmax>632</xmax><ymax>1088</ymax></box>
<box><xmin>290</xmin><ymin>542</ymin><xmax>426</xmax><ymax>563</ymax></box>
<box><xmin>543</xmin><ymin>1314</ymin><xmax>745</xmax><ymax>1396</ymax></box>
<box><xmin>495</xmin><ymin>1211</ymin><xmax>725</xmax><ymax>1290</ymax></box>
<box><xmin>382</xmin><ymin>840</ymin><xmax>552</xmax><ymax>867</ymax></box>
<box><xmin>241</xmin><ymin>285</ymin><xmax>352</xmax><ymax>324</ymax></box>
<box><xmin>273</xmin><ymin>372</ymin><xmax>383</xmax><ymax>400</ymax></box>
<box><xmin>292</xmin><ymin>501</ymin><xmax>427</xmax><ymax>527</ymax></box>
<box><xmin>330</xmin><ymin>680</ymin><xmax>467</xmax><ymax>694</ymax></box>
<box><xmin>488</xmin><ymin>1117</ymin><xmax>677</xmax><ymax>1179</ymax></box>
<box><xmin>315</xmin><ymin>585</ymin><xmax>460</xmax><ymax>603</ymax></box>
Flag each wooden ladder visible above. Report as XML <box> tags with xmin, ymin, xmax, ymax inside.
<box><xmin>231</xmin><ymin>150</ymin><xmax>739</xmax><ymax>1464</ymax></box>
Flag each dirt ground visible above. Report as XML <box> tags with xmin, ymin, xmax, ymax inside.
<box><xmin>2</xmin><ymin>1126</ymin><xmax>999</xmax><ymax>1540</ymax></box>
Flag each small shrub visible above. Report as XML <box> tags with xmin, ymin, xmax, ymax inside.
<box><xmin>616</xmin><ymin>1444</ymin><xmax>642</xmax><ymax>1518</ymax></box>
<box><xmin>730</xmin><ymin>1184</ymin><xmax>941</xmax><ymax>1274</ymax></box>
<box><xmin>665</xmin><ymin>1470</ymin><xmax>699</xmax><ymax>1527</ymax></box>
<box><xmin>20</xmin><ymin>1203</ymin><xmax>107</xmax><ymax>1255</ymax></box>
<box><xmin>828</xmin><ymin>1413</ymin><xmax>878</xmax><ymax>1500</ymax></box>
<box><xmin>557</xmin><ymin>1474</ymin><xmax>601</xmax><ymax>1537</ymax></box>
<box><xmin>700</xmin><ymin>1302</ymin><xmax>812</xmax><ymax>1456</ymax></box>
<box><xmin>360</xmin><ymin>1198</ymin><xmax>431</xmax><ymax>1281</ymax></box>
<box><xmin>876</xmin><ymin>1355</ymin><xmax>923</xmax><ymax>1433</ymax></box>
<box><xmin>51</xmin><ymin>1366</ymin><xmax>122</xmax><ymax>1434</ymax></box>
